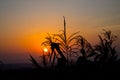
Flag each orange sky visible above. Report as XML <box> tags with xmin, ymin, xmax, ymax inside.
<box><xmin>0</xmin><ymin>0</ymin><xmax>120</xmax><ymax>63</ymax></box>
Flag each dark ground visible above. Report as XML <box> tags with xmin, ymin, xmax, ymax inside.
<box><xmin>0</xmin><ymin>65</ymin><xmax>120</xmax><ymax>80</ymax></box>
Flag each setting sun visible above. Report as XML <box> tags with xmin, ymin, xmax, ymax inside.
<box><xmin>43</xmin><ymin>48</ymin><xmax>48</xmax><ymax>53</ymax></box>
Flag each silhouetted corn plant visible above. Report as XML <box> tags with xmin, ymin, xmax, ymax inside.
<box><xmin>53</xmin><ymin>16</ymin><xmax>81</xmax><ymax>64</ymax></box>
<box><xmin>42</xmin><ymin>54</ymin><xmax>47</xmax><ymax>67</ymax></box>
<box><xmin>76</xmin><ymin>36</ymin><xmax>93</xmax><ymax>65</ymax></box>
<box><xmin>94</xmin><ymin>29</ymin><xmax>118</xmax><ymax>64</ymax></box>
<box><xmin>77</xmin><ymin>36</ymin><xmax>87</xmax><ymax>57</ymax></box>
<box><xmin>41</xmin><ymin>17</ymin><xmax>81</xmax><ymax>66</ymax></box>
<box><xmin>42</xmin><ymin>34</ymin><xmax>68</xmax><ymax>67</ymax></box>
<box><xmin>29</xmin><ymin>54</ymin><xmax>41</xmax><ymax>68</ymax></box>
<box><xmin>41</xmin><ymin>34</ymin><xmax>57</xmax><ymax>66</ymax></box>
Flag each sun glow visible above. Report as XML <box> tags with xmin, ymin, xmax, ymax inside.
<box><xmin>43</xmin><ymin>48</ymin><xmax>48</xmax><ymax>53</ymax></box>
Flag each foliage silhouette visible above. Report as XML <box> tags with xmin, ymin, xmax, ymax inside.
<box><xmin>0</xmin><ymin>17</ymin><xmax>120</xmax><ymax>80</ymax></box>
<box><xmin>94</xmin><ymin>30</ymin><xmax>117</xmax><ymax>62</ymax></box>
<box><xmin>29</xmin><ymin>54</ymin><xmax>41</xmax><ymax>68</ymax></box>
<box><xmin>30</xmin><ymin>17</ymin><xmax>120</xmax><ymax>72</ymax></box>
<box><xmin>41</xmin><ymin>16</ymin><xmax>82</xmax><ymax>67</ymax></box>
<box><xmin>53</xmin><ymin>16</ymin><xmax>81</xmax><ymax>64</ymax></box>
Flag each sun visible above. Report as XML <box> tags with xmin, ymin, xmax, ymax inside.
<box><xmin>43</xmin><ymin>48</ymin><xmax>48</xmax><ymax>52</ymax></box>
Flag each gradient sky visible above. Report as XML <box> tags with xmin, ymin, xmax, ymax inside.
<box><xmin>0</xmin><ymin>0</ymin><xmax>120</xmax><ymax>64</ymax></box>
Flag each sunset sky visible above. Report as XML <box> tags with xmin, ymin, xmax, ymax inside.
<box><xmin>0</xmin><ymin>0</ymin><xmax>120</xmax><ymax>64</ymax></box>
